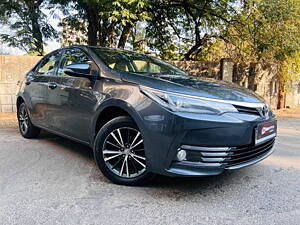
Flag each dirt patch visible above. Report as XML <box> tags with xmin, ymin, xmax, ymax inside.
<box><xmin>0</xmin><ymin>112</ymin><xmax>17</xmax><ymax>128</ymax></box>
<box><xmin>273</xmin><ymin>108</ymin><xmax>300</xmax><ymax>118</ymax></box>
<box><xmin>0</xmin><ymin>112</ymin><xmax>16</xmax><ymax>121</ymax></box>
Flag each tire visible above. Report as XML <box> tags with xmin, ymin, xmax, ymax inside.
<box><xmin>17</xmin><ymin>103</ymin><xmax>41</xmax><ymax>138</ymax></box>
<box><xmin>94</xmin><ymin>116</ymin><xmax>155</xmax><ymax>185</ymax></box>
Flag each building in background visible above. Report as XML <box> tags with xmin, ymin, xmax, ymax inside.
<box><xmin>286</xmin><ymin>79</ymin><xmax>300</xmax><ymax>108</ymax></box>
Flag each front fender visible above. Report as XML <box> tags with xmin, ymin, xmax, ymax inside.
<box><xmin>91</xmin><ymin>98</ymin><xmax>146</xmax><ymax>143</ymax></box>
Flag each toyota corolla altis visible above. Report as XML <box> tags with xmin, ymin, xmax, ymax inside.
<box><xmin>16</xmin><ymin>46</ymin><xmax>277</xmax><ymax>185</ymax></box>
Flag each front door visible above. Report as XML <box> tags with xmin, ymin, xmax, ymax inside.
<box><xmin>24</xmin><ymin>51</ymin><xmax>61</xmax><ymax>128</ymax></box>
<box><xmin>47</xmin><ymin>48</ymin><xmax>100</xmax><ymax>142</ymax></box>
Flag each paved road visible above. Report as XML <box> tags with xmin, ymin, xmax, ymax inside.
<box><xmin>0</xmin><ymin>118</ymin><xmax>299</xmax><ymax>225</ymax></box>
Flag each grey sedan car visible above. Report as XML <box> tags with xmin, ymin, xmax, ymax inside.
<box><xmin>16</xmin><ymin>46</ymin><xmax>277</xmax><ymax>185</ymax></box>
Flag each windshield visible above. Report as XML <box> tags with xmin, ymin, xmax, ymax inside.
<box><xmin>93</xmin><ymin>48</ymin><xmax>188</xmax><ymax>76</ymax></box>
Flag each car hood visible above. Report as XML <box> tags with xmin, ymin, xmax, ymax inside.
<box><xmin>122</xmin><ymin>73</ymin><xmax>265</xmax><ymax>103</ymax></box>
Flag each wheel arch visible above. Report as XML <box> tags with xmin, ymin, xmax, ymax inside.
<box><xmin>16</xmin><ymin>96</ymin><xmax>25</xmax><ymax>111</ymax></box>
<box><xmin>91</xmin><ymin>99</ymin><xmax>145</xmax><ymax>144</ymax></box>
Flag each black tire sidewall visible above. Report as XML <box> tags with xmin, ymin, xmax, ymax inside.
<box><xmin>17</xmin><ymin>103</ymin><xmax>40</xmax><ymax>138</ymax></box>
<box><xmin>93</xmin><ymin>116</ymin><xmax>153</xmax><ymax>185</ymax></box>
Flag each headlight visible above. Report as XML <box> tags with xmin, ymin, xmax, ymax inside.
<box><xmin>140</xmin><ymin>86</ymin><xmax>238</xmax><ymax>115</ymax></box>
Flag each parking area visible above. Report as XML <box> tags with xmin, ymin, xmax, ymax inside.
<box><xmin>0</xmin><ymin>117</ymin><xmax>299</xmax><ymax>225</ymax></box>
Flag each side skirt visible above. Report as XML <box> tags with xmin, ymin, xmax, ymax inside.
<box><xmin>36</xmin><ymin>125</ymin><xmax>92</xmax><ymax>148</ymax></box>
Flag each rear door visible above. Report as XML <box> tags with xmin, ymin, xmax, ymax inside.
<box><xmin>47</xmin><ymin>48</ymin><xmax>100</xmax><ymax>142</ymax></box>
<box><xmin>24</xmin><ymin>51</ymin><xmax>61</xmax><ymax>128</ymax></box>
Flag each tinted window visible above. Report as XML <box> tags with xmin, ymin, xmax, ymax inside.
<box><xmin>57</xmin><ymin>48</ymin><xmax>91</xmax><ymax>77</ymax></box>
<box><xmin>93</xmin><ymin>48</ymin><xmax>187</xmax><ymax>76</ymax></box>
<box><xmin>36</xmin><ymin>52</ymin><xmax>60</xmax><ymax>76</ymax></box>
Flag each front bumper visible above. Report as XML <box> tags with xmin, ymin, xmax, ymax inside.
<box><xmin>166</xmin><ymin>138</ymin><xmax>275</xmax><ymax>176</ymax></box>
<box><xmin>137</xmin><ymin>101</ymin><xmax>276</xmax><ymax>177</ymax></box>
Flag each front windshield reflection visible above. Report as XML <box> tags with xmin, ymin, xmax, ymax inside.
<box><xmin>93</xmin><ymin>48</ymin><xmax>187</xmax><ymax>76</ymax></box>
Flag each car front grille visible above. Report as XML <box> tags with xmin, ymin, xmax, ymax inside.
<box><xmin>179</xmin><ymin>138</ymin><xmax>275</xmax><ymax>168</ymax></box>
<box><xmin>233</xmin><ymin>105</ymin><xmax>261</xmax><ymax>116</ymax></box>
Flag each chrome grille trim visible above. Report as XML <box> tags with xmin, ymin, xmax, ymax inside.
<box><xmin>233</xmin><ymin>105</ymin><xmax>260</xmax><ymax>116</ymax></box>
<box><xmin>178</xmin><ymin>138</ymin><xmax>275</xmax><ymax>167</ymax></box>
<box><xmin>181</xmin><ymin>145</ymin><xmax>230</xmax><ymax>152</ymax></box>
<box><xmin>233</xmin><ymin>104</ymin><xmax>270</xmax><ymax>118</ymax></box>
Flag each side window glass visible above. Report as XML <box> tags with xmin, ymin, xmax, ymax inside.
<box><xmin>57</xmin><ymin>48</ymin><xmax>93</xmax><ymax>77</ymax></box>
<box><xmin>132</xmin><ymin>60</ymin><xmax>165</xmax><ymax>73</ymax></box>
<box><xmin>149</xmin><ymin>63</ymin><xmax>161</xmax><ymax>73</ymax></box>
<box><xmin>134</xmin><ymin>60</ymin><xmax>148</xmax><ymax>72</ymax></box>
<box><xmin>36</xmin><ymin>52</ymin><xmax>60</xmax><ymax>76</ymax></box>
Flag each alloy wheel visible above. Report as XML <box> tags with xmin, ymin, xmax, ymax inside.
<box><xmin>102</xmin><ymin>127</ymin><xmax>146</xmax><ymax>178</ymax></box>
<box><xmin>19</xmin><ymin>105</ymin><xmax>29</xmax><ymax>134</ymax></box>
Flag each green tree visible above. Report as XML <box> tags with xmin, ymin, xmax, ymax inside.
<box><xmin>130</xmin><ymin>22</ymin><xmax>147</xmax><ymax>53</ymax></box>
<box><xmin>108</xmin><ymin>0</ymin><xmax>150</xmax><ymax>48</ymax></box>
<box><xmin>223</xmin><ymin>0</ymin><xmax>300</xmax><ymax>108</ymax></box>
<box><xmin>50</xmin><ymin>0</ymin><xmax>101</xmax><ymax>46</ymax></box>
<box><xmin>145</xmin><ymin>0</ymin><xmax>237</xmax><ymax>60</ymax></box>
<box><xmin>281</xmin><ymin>51</ymin><xmax>300</xmax><ymax>91</ymax></box>
<box><xmin>52</xmin><ymin>0</ymin><xmax>150</xmax><ymax>48</ymax></box>
<box><xmin>224</xmin><ymin>0</ymin><xmax>300</xmax><ymax>63</ymax></box>
<box><xmin>0</xmin><ymin>0</ymin><xmax>58</xmax><ymax>55</ymax></box>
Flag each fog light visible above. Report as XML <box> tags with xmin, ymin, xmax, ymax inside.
<box><xmin>177</xmin><ymin>149</ymin><xmax>187</xmax><ymax>161</ymax></box>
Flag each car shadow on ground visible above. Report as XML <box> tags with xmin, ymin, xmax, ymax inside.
<box><xmin>38</xmin><ymin>130</ymin><xmax>94</xmax><ymax>158</ymax></box>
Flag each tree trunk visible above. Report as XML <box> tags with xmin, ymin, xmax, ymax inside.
<box><xmin>98</xmin><ymin>19</ymin><xmax>114</xmax><ymax>47</ymax></box>
<box><xmin>25</xmin><ymin>2</ymin><xmax>44</xmax><ymax>55</ymax></box>
<box><xmin>184</xmin><ymin>42</ymin><xmax>202</xmax><ymax>60</ymax></box>
<box><xmin>118</xmin><ymin>23</ymin><xmax>133</xmax><ymax>49</ymax></box>
<box><xmin>107</xmin><ymin>22</ymin><xmax>117</xmax><ymax>47</ymax></box>
<box><xmin>87</xmin><ymin>22</ymin><xmax>98</xmax><ymax>46</ymax></box>
<box><xmin>247</xmin><ymin>63</ymin><xmax>257</xmax><ymax>91</ymax></box>
<box><xmin>277</xmin><ymin>82</ymin><xmax>286</xmax><ymax>109</ymax></box>
<box><xmin>184</xmin><ymin>34</ymin><xmax>209</xmax><ymax>60</ymax></box>
<box><xmin>98</xmin><ymin>19</ymin><xmax>108</xmax><ymax>46</ymax></box>
<box><xmin>85</xmin><ymin>5</ymin><xmax>99</xmax><ymax>46</ymax></box>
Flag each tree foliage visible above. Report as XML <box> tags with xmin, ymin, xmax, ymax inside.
<box><xmin>1</xmin><ymin>0</ymin><xmax>299</xmax><ymax>71</ymax></box>
<box><xmin>144</xmin><ymin>0</ymin><xmax>237</xmax><ymax>60</ymax></box>
<box><xmin>223</xmin><ymin>0</ymin><xmax>300</xmax><ymax>63</ymax></box>
<box><xmin>1</xmin><ymin>0</ymin><xmax>299</xmax><ymax>108</ymax></box>
<box><xmin>281</xmin><ymin>51</ymin><xmax>300</xmax><ymax>86</ymax></box>
<box><xmin>52</xmin><ymin>0</ymin><xmax>150</xmax><ymax>48</ymax></box>
<box><xmin>220</xmin><ymin>0</ymin><xmax>300</xmax><ymax>107</ymax></box>
<box><xmin>0</xmin><ymin>0</ymin><xmax>58</xmax><ymax>55</ymax></box>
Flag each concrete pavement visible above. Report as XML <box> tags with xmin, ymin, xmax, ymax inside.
<box><xmin>0</xmin><ymin>118</ymin><xmax>299</xmax><ymax>225</ymax></box>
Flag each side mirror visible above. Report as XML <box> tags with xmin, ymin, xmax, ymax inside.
<box><xmin>64</xmin><ymin>63</ymin><xmax>99</xmax><ymax>80</ymax></box>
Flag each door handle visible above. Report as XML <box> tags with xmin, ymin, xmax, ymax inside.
<box><xmin>48</xmin><ymin>82</ymin><xmax>57</xmax><ymax>89</ymax></box>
